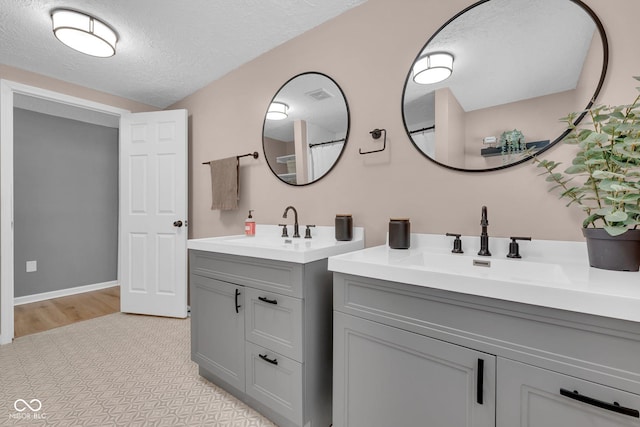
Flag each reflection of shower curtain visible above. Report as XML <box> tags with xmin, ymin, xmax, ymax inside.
<box><xmin>413</xmin><ymin>131</ymin><xmax>435</xmax><ymax>158</ymax></box>
<box><xmin>310</xmin><ymin>142</ymin><xmax>344</xmax><ymax>180</ymax></box>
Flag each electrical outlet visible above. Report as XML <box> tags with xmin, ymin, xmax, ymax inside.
<box><xmin>26</xmin><ymin>260</ymin><xmax>37</xmax><ymax>272</ymax></box>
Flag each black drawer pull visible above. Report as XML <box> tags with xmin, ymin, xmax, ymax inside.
<box><xmin>258</xmin><ymin>296</ymin><xmax>278</xmax><ymax>305</ymax></box>
<box><xmin>259</xmin><ymin>353</ymin><xmax>278</xmax><ymax>365</ymax></box>
<box><xmin>560</xmin><ymin>388</ymin><xmax>640</xmax><ymax>418</ymax></box>
<box><xmin>477</xmin><ymin>358</ymin><xmax>484</xmax><ymax>405</ymax></box>
<box><xmin>234</xmin><ymin>288</ymin><xmax>241</xmax><ymax>313</ymax></box>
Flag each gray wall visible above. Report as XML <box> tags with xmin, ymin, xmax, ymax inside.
<box><xmin>13</xmin><ymin>108</ymin><xmax>118</xmax><ymax>298</ymax></box>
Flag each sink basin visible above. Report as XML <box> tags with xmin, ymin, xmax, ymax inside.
<box><xmin>224</xmin><ymin>236</ymin><xmax>327</xmax><ymax>249</ymax></box>
<box><xmin>328</xmin><ymin>233</ymin><xmax>640</xmax><ymax>323</ymax></box>
<box><xmin>397</xmin><ymin>252</ymin><xmax>571</xmax><ymax>286</ymax></box>
<box><xmin>188</xmin><ymin>225</ymin><xmax>365</xmax><ymax>263</ymax></box>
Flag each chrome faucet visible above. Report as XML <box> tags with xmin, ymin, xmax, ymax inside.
<box><xmin>282</xmin><ymin>206</ymin><xmax>300</xmax><ymax>238</ymax></box>
<box><xmin>478</xmin><ymin>206</ymin><xmax>491</xmax><ymax>256</ymax></box>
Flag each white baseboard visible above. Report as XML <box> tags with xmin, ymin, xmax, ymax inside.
<box><xmin>14</xmin><ymin>281</ymin><xmax>119</xmax><ymax>306</ymax></box>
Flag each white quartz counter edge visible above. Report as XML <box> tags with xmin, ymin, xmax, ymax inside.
<box><xmin>328</xmin><ymin>243</ymin><xmax>640</xmax><ymax>323</ymax></box>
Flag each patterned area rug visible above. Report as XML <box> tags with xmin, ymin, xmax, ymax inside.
<box><xmin>0</xmin><ymin>313</ymin><xmax>277</xmax><ymax>426</ymax></box>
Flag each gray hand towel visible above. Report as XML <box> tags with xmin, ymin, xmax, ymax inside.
<box><xmin>209</xmin><ymin>156</ymin><xmax>239</xmax><ymax>210</ymax></box>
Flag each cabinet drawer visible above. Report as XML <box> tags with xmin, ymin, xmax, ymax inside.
<box><xmin>497</xmin><ymin>358</ymin><xmax>640</xmax><ymax>426</ymax></box>
<box><xmin>245</xmin><ymin>287</ymin><xmax>303</xmax><ymax>362</ymax></box>
<box><xmin>190</xmin><ymin>250</ymin><xmax>304</xmax><ymax>297</ymax></box>
<box><xmin>245</xmin><ymin>341</ymin><xmax>303</xmax><ymax>426</ymax></box>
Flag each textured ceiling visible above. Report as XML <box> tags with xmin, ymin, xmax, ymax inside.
<box><xmin>0</xmin><ymin>0</ymin><xmax>367</xmax><ymax>108</ymax></box>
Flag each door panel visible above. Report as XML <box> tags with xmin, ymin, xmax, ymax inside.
<box><xmin>191</xmin><ymin>275</ymin><xmax>245</xmax><ymax>391</ymax></box>
<box><xmin>120</xmin><ymin>109</ymin><xmax>187</xmax><ymax>317</ymax></box>
<box><xmin>497</xmin><ymin>357</ymin><xmax>640</xmax><ymax>427</ymax></box>
<box><xmin>333</xmin><ymin>312</ymin><xmax>496</xmax><ymax>427</ymax></box>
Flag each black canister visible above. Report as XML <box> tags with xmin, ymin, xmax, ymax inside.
<box><xmin>389</xmin><ymin>218</ymin><xmax>410</xmax><ymax>249</ymax></box>
<box><xmin>335</xmin><ymin>214</ymin><xmax>353</xmax><ymax>241</ymax></box>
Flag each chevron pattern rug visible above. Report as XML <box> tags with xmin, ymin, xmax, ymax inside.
<box><xmin>0</xmin><ymin>313</ymin><xmax>277</xmax><ymax>426</ymax></box>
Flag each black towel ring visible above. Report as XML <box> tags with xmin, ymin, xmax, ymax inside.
<box><xmin>359</xmin><ymin>129</ymin><xmax>386</xmax><ymax>155</ymax></box>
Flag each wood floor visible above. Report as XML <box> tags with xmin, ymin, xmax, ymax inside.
<box><xmin>14</xmin><ymin>286</ymin><xmax>120</xmax><ymax>338</ymax></box>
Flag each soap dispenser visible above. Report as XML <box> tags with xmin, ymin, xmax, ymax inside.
<box><xmin>245</xmin><ymin>210</ymin><xmax>256</xmax><ymax>237</ymax></box>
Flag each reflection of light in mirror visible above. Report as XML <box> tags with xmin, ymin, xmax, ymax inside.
<box><xmin>413</xmin><ymin>53</ymin><xmax>453</xmax><ymax>84</ymax></box>
<box><xmin>266</xmin><ymin>102</ymin><xmax>289</xmax><ymax>120</ymax></box>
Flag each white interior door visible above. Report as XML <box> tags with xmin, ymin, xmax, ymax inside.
<box><xmin>119</xmin><ymin>109</ymin><xmax>188</xmax><ymax>318</ymax></box>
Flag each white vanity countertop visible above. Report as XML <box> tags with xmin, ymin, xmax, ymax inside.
<box><xmin>328</xmin><ymin>233</ymin><xmax>640</xmax><ymax>323</ymax></box>
<box><xmin>188</xmin><ymin>224</ymin><xmax>365</xmax><ymax>264</ymax></box>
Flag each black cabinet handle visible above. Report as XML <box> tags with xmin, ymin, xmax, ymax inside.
<box><xmin>560</xmin><ymin>389</ymin><xmax>639</xmax><ymax>418</ymax></box>
<box><xmin>259</xmin><ymin>353</ymin><xmax>278</xmax><ymax>365</ymax></box>
<box><xmin>477</xmin><ymin>358</ymin><xmax>484</xmax><ymax>405</ymax></box>
<box><xmin>258</xmin><ymin>296</ymin><xmax>278</xmax><ymax>305</ymax></box>
<box><xmin>234</xmin><ymin>288</ymin><xmax>241</xmax><ymax>314</ymax></box>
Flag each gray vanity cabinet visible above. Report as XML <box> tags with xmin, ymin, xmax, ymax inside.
<box><xmin>333</xmin><ymin>311</ymin><xmax>496</xmax><ymax>427</ymax></box>
<box><xmin>190</xmin><ymin>250</ymin><xmax>333</xmax><ymax>427</ymax></box>
<box><xmin>333</xmin><ymin>273</ymin><xmax>640</xmax><ymax>427</ymax></box>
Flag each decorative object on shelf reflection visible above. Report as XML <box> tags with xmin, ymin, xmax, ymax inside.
<box><xmin>533</xmin><ymin>75</ymin><xmax>640</xmax><ymax>271</ymax></box>
<box><xmin>359</xmin><ymin>128</ymin><xmax>387</xmax><ymax>155</ymax></box>
<box><xmin>51</xmin><ymin>9</ymin><xmax>118</xmax><ymax>57</ymax></box>
<box><xmin>266</xmin><ymin>102</ymin><xmax>288</xmax><ymax>120</ymax></box>
<box><xmin>481</xmin><ymin>140</ymin><xmax>549</xmax><ymax>158</ymax></box>
<box><xmin>499</xmin><ymin>129</ymin><xmax>525</xmax><ymax>151</ymax></box>
<box><xmin>412</xmin><ymin>52</ymin><xmax>454</xmax><ymax>84</ymax></box>
<box><xmin>202</xmin><ymin>151</ymin><xmax>259</xmax><ymax>165</ymax></box>
<box><xmin>482</xmin><ymin>136</ymin><xmax>497</xmax><ymax>145</ymax></box>
<box><xmin>497</xmin><ymin>129</ymin><xmax>525</xmax><ymax>164</ymax></box>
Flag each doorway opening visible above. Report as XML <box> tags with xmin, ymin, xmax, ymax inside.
<box><xmin>0</xmin><ymin>80</ymin><xmax>129</xmax><ymax>344</ymax></box>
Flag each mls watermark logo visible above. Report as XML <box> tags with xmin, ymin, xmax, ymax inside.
<box><xmin>9</xmin><ymin>399</ymin><xmax>46</xmax><ymax>420</ymax></box>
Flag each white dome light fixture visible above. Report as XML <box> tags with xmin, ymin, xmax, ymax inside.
<box><xmin>266</xmin><ymin>102</ymin><xmax>289</xmax><ymax>120</ymax></box>
<box><xmin>51</xmin><ymin>9</ymin><xmax>117</xmax><ymax>58</ymax></box>
<box><xmin>413</xmin><ymin>52</ymin><xmax>454</xmax><ymax>85</ymax></box>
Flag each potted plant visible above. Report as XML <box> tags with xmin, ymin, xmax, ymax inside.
<box><xmin>499</xmin><ymin>129</ymin><xmax>525</xmax><ymax>154</ymax></box>
<box><xmin>534</xmin><ymin>76</ymin><xmax>640</xmax><ymax>271</ymax></box>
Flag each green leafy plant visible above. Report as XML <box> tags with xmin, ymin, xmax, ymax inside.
<box><xmin>498</xmin><ymin>129</ymin><xmax>525</xmax><ymax>154</ymax></box>
<box><xmin>534</xmin><ymin>76</ymin><xmax>640</xmax><ymax>236</ymax></box>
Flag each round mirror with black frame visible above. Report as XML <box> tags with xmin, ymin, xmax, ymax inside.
<box><xmin>263</xmin><ymin>72</ymin><xmax>350</xmax><ymax>186</ymax></box>
<box><xmin>401</xmin><ymin>0</ymin><xmax>608</xmax><ymax>172</ymax></box>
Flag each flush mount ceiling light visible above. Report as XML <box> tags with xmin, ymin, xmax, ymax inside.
<box><xmin>51</xmin><ymin>9</ymin><xmax>117</xmax><ymax>57</ymax></box>
<box><xmin>413</xmin><ymin>52</ymin><xmax>454</xmax><ymax>85</ymax></box>
<box><xmin>266</xmin><ymin>102</ymin><xmax>289</xmax><ymax>120</ymax></box>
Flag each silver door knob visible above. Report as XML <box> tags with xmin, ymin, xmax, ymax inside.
<box><xmin>173</xmin><ymin>220</ymin><xmax>183</xmax><ymax>227</ymax></box>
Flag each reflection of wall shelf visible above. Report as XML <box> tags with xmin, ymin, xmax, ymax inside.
<box><xmin>276</xmin><ymin>154</ymin><xmax>296</xmax><ymax>163</ymax></box>
<box><xmin>278</xmin><ymin>173</ymin><xmax>297</xmax><ymax>184</ymax></box>
<box><xmin>480</xmin><ymin>140</ymin><xmax>550</xmax><ymax>157</ymax></box>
